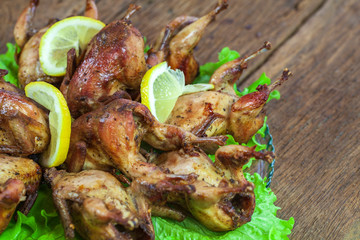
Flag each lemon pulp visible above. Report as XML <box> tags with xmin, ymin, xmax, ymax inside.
<box><xmin>39</xmin><ymin>16</ymin><xmax>105</xmax><ymax>76</ymax></box>
<box><xmin>25</xmin><ymin>81</ymin><xmax>71</xmax><ymax>167</ymax></box>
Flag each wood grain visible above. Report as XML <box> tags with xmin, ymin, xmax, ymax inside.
<box><xmin>241</xmin><ymin>0</ymin><xmax>360</xmax><ymax>239</ymax></box>
<box><xmin>0</xmin><ymin>0</ymin><xmax>359</xmax><ymax>239</ymax></box>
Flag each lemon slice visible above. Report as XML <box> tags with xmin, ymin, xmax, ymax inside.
<box><xmin>39</xmin><ymin>16</ymin><xmax>105</xmax><ymax>76</ymax></box>
<box><xmin>25</xmin><ymin>82</ymin><xmax>71</xmax><ymax>167</ymax></box>
<box><xmin>141</xmin><ymin>62</ymin><xmax>213</xmax><ymax>122</ymax></box>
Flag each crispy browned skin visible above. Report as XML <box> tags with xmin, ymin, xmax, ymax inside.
<box><xmin>0</xmin><ymin>154</ymin><xmax>42</xmax><ymax>233</ymax></box>
<box><xmin>66</xmin><ymin>99</ymin><xmax>227</xmax><ymax>199</ymax></box>
<box><xmin>44</xmin><ymin>168</ymin><xmax>154</xmax><ymax>240</ymax></box>
<box><xmin>148</xmin><ymin>0</ymin><xmax>228</xmax><ymax>84</ymax></box>
<box><xmin>166</xmin><ymin>43</ymin><xmax>291</xmax><ymax>144</ymax></box>
<box><xmin>62</xmin><ymin>6</ymin><xmax>147</xmax><ymax>118</ymax></box>
<box><xmin>155</xmin><ymin>145</ymin><xmax>273</xmax><ymax>231</ymax></box>
<box><xmin>0</xmin><ymin>76</ymin><xmax>50</xmax><ymax>156</ymax></box>
<box><xmin>66</xmin><ymin>98</ymin><xmax>226</xmax><ymax>172</ymax></box>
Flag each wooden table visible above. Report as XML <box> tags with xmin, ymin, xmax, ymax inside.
<box><xmin>1</xmin><ymin>0</ymin><xmax>359</xmax><ymax>239</ymax></box>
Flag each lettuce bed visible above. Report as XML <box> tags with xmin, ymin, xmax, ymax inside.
<box><xmin>0</xmin><ymin>44</ymin><xmax>294</xmax><ymax>239</ymax></box>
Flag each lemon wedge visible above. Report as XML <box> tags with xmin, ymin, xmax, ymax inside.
<box><xmin>141</xmin><ymin>62</ymin><xmax>213</xmax><ymax>122</ymax></box>
<box><xmin>39</xmin><ymin>16</ymin><xmax>105</xmax><ymax>76</ymax></box>
<box><xmin>25</xmin><ymin>82</ymin><xmax>71</xmax><ymax>167</ymax></box>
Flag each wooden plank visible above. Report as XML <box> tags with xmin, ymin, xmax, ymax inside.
<box><xmin>3</xmin><ymin>0</ymin><xmax>359</xmax><ymax>239</ymax></box>
<box><xmin>240</xmin><ymin>0</ymin><xmax>360</xmax><ymax>239</ymax></box>
<box><xmin>1</xmin><ymin>0</ymin><xmax>324</xmax><ymax>85</ymax></box>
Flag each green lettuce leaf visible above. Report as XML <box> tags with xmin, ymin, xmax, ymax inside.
<box><xmin>0</xmin><ymin>43</ymin><xmax>20</xmax><ymax>87</ymax></box>
<box><xmin>144</xmin><ymin>37</ymin><xmax>151</xmax><ymax>53</ymax></box>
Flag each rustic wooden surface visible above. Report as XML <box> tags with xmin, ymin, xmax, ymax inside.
<box><xmin>1</xmin><ymin>0</ymin><xmax>359</xmax><ymax>239</ymax></box>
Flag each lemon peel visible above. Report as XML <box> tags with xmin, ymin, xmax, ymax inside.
<box><xmin>25</xmin><ymin>81</ymin><xmax>71</xmax><ymax>167</ymax></box>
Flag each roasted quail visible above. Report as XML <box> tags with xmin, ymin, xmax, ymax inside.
<box><xmin>0</xmin><ymin>154</ymin><xmax>42</xmax><ymax>233</ymax></box>
<box><xmin>155</xmin><ymin>145</ymin><xmax>273</xmax><ymax>231</ymax></box>
<box><xmin>0</xmin><ymin>71</ymin><xmax>50</xmax><ymax>156</ymax></box>
<box><xmin>65</xmin><ymin>99</ymin><xmax>228</xmax><ymax>201</ymax></box>
<box><xmin>45</xmin><ymin>168</ymin><xmax>154</xmax><ymax>240</ymax></box>
<box><xmin>61</xmin><ymin>4</ymin><xmax>147</xmax><ymax>118</ymax></box>
<box><xmin>166</xmin><ymin>42</ymin><xmax>291</xmax><ymax>144</ymax></box>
